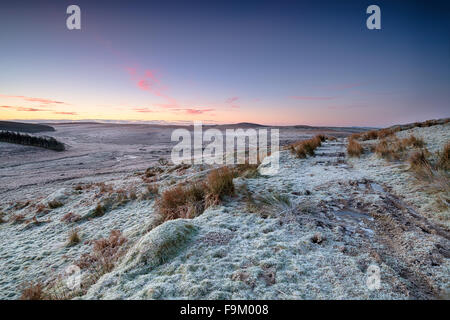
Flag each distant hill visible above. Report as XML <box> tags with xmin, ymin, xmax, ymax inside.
<box><xmin>0</xmin><ymin>121</ymin><xmax>55</xmax><ymax>133</ymax></box>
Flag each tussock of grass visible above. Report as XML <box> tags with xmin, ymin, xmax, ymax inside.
<box><xmin>403</xmin><ymin>135</ymin><xmax>425</xmax><ymax>148</ymax></box>
<box><xmin>48</xmin><ymin>200</ymin><xmax>63</xmax><ymax>209</ymax></box>
<box><xmin>67</xmin><ymin>229</ymin><xmax>81</xmax><ymax>246</ymax></box>
<box><xmin>93</xmin><ymin>203</ymin><xmax>106</xmax><ymax>217</ymax></box>
<box><xmin>437</xmin><ymin>142</ymin><xmax>450</xmax><ymax>171</ymax></box>
<box><xmin>20</xmin><ymin>282</ymin><xmax>45</xmax><ymax>300</ymax></box>
<box><xmin>11</xmin><ymin>214</ymin><xmax>26</xmax><ymax>224</ymax></box>
<box><xmin>347</xmin><ymin>139</ymin><xmax>363</xmax><ymax>157</ymax></box>
<box><xmin>408</xmin><ymin>150</ymin><xmax>432</xmax><ymax>174</ymax></box>
<box><xmin>205</xmin><ymin>166</ymin><xmax>235</xmax><ymax>205</ymax></box>
<box><xmin>374</xmin><ymin>135</ymin><xmax>427</xmax><ymax>161</ymax></box>
<box><xmin>97</xmin><ymin>182</ymin><xmax>114</xmax><ymax>194</ymax></box>
<box><xmin>77</xmin><ymin>230</ymin><xmax>127</xmax><ymax>273</ymax></box>
<box><xmin>289</xmin><ymin>134</ymin><xmax>324</xmax><ymax>159</ymax></box>
<box><xmin>157</xmin><ymin>167</ymin><xmax>235</xmax><ymax>222</ymax></box>
<box><xmin>375</xmin><ymin>139</ymin><xmax>405</xmax><ymax>160</ymax></box>
<box><xmin>145</xmin><ymin>166</ymin><xmax>164</xmax><ymax>178</ymax></box>
<box><xmin>60</xmin><ymin>212</ymin><xmax>81</xmax><ymax>223</ymax></box>
<box><xmin>157</xmin><ymin>183</ymin><xmax>206</xmax><ymax>221</ymax></box>
<box><xmin>139</xmin><ymin>184</ymin><xmax>159</xmax><ymax>200</ymax></box>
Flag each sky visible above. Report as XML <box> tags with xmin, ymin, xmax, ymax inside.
<box><xmin>0</xmin><ymin>0</ymin><xmax>449</xmax><ymax>127</ymax></box>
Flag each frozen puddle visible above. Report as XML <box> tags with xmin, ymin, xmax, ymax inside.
<box><xmin>334</xmin><ymin>209</ymin><xmax>374</xmax><ymax>236</ymax></box>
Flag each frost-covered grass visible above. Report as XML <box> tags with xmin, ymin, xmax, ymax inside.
<box><xmin>1</xmin><ymin>123</ymin><xmax>448</xmax><ymax>300</ymax></box>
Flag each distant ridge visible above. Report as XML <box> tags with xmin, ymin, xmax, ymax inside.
<box><xmin>0</xmin><ymin>121</ymin><xmax>55</xmax><ymax>133</ymax></box>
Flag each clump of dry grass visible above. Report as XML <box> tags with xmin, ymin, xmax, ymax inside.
<box><xmin>93</xmin><ymin>203</ymin><xmax>105</xmax><ymax>217</ymax></box>
<box><xmin>402</xmin><ymin>135</ymin><xmax>425</xmax><ymax>148</ymax></box>
<box><xmin>97</xmin><ymin>182</ymin><xmax>114</xmax><ymax>194</ymax></box>
<box><xmin>437</xmin><ymin>142</ymin><xmax>450</xmax><ymax>171</ymax></box>
<box><xmin>205</xmin><ymin>166</ymin><xmax>235</xmax><ymax>205</ymax></box>
<box><xmin>145</xmin><ymin>166</ymin><xmax>164</xmax><ymax>178</ymax></box>
<box><xmin>14</xmin><ymin>201</ymin><xmax>30</xmax><ymax>210</ymax></box>
<box><xmin>157</xmin><ymin>167</ymin><xmax>235</xmax><ymax>222</ymax></box>
<box><xmin>60</xmin><ymin>212</ymin><xmax>81</xmax><ymax>223</ymax></box>
<box><xmin>408</xmin><ymin>150</ymin><xmax>432</xmax><ymax>174</ymax></box>
<box><xmin>375</xmin><ymin>139</ymin><xmax>405</xmax><ymax>160</ymax></box>
<box><xmin>347</xmin><ymin>139</ymin><xmax>364</xmax><ymax>157</ymax></box>
<box><xmin>20</xmin><ymin>282</ymin><xmax>45</xmax><ymax>300</ymax></box>
<box><xmin>35</xmin><ymin>203</ymin><xmax>49</xmax><ymax>214</ymax></box>
<box><xmin>289</xmin><ymin>134</ymin><xmax>324</xmax><ymax>158</ymax></box>
<box><xmin>0</xmin><ymin>212</ymin><xmax>6</xmax><ymax>224</ymax></box>
<box><xmin>67</xmin><ymin>229</ymin><xmax>81</xmax><ymax>246</ymax></box>
<box><xmin>362</xmin><ymin>130</ymin><xmax>380</xmax><ymax>141</ymax></box>
<box><xmin>157</xmin><ymin>183</ymin><xmax>206</xmax><ymax>221</ymax></box>
<box><xmin>11</xmin><ymin>213</ymin><xmax>26</xmax><ymax>224</ymax></box>
<box><xmin>139</xmin><ymin>183</ymin><xmax>159</xmax><ymax>200</ymax></box>
<box><xmin>374</xmin><ymin>135</ymin><xmax>427</xmax><ymax>161</ymax></box>
<box><xmin>76</xmin><ymin>230</ymin><xmax>127</xmax><ymax>274</ymax></box>
<box><xmin>48</xmin><ymin>200</ymin><xmax>63</xmax><ymax>209</ymax></box>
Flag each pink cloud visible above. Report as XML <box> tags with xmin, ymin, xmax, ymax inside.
<box><xmin>0</xmin><ymin>94</ymin><xmax>66</xmax><ymax>105</ymax></box>
<box><xmin>183</xmin><ymin>108</ymin><xmax>214</xmax><ymax>115</ymax></box>
<box><xmin>290</xmin><ymin>96</ymin><xmax>335</xmax><ymax>101</ymax></box>
<box><xmin>132</xmin><ymin>107</ymin><xmax>156</xmax><ymax>113</ymax></box>
<box><xmin>15</xmin><ymin>107</ymin><xmax>50</xmax><ymax>112</ymax></box>
<box><xmin>125</xmin><ymin>67</ymin><xmax>178</xmax><ymax>107</ymax></box>
<box><xmin>0</xmin><ymin>105</ymin><xmax>50</xmax><ymax>112</ymax></box>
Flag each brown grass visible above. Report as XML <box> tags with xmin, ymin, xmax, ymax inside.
<box><xmin>11</xmin><ymin>213</ymin><xmax>26</xmax><ymax>224</ymax></box>
<box><xmin>374</xmin><ymin>139</ymin><xmax>404</xmax><ymax>160</ymax></box>
<box><xmin>145</xmin><ymin>166</ymin><xmax>164</xmax><ymax>177</ymax></box>
<box><xmin>157</xmin><ymin>183</ymin><xmax>206</xmax><ymax>221</ymax></box>
<box><xmin>437</xmin><ymin>142</ymin><xmax>450</xmax><ymax>171</ymax></box>
<box><xmin>35</xmin><ymin>203</ymin><xmax>49</xmax><ymax>214</ymax></box>
<box><xmin>60</xmin><ymin>212</ymin><xmax>81</xmax><ymax>223</ymax></box>
<box><xmin>347</xmin><ymin>139</ymin><xmax>364</xmax><ymax>157</ymax></box>
<box><xmin>97</xmin><ymin>182</ymin><xmax>114</xmax><ymax>194</ymax></box>
<box><xmin>93</xmin><ymin>203</ymin><xmax>106</xmax><ymax>217</ymax></box>
<box><xmin>402</xmin><ymin>135</ymin><xmax>425</xmax><ymax>148</ymax></box>
<box><xmin>48</xmin><ymin>200</ymin><xmax>63</xmax><ymax>209</ymax></box>
<box><xmin>362</xmin><ymin>130</ymin><xmax>380</xmax><ymax>141</ymax></box>
<box><xmin>205</xmin><ymin>166</ymin><xmax>235</xmax><ymax>205</ymax></box>
<box><xmin>289</xmin><ymin>134</ymin><xmax>324</xmax><ymax>158</ymax></box>
<box><xmin>76</xmin><ymin>230</ymin><xmax>127</xmax><ymax>273</ymax></box>
<box><xmin>157</xmin><ymin>167</ymin><xmax>235</xmax><ymax>222</ymax></box>
<box><xmin>408</xmin><ymin>150</ymin><xmax>432</xmax><ymax>174</ymax></box>
<box><xmin>20</xmin><ymin>282</ymin><xmax>45</xmax><ymax>300</ymax></box>
<box><xmin>67</xmin><ymin>229</ymin><xmax>81</xmax><ymax>246</ymax></box>
<box><xmin>139</xmin><ymin>183</ymin><xmax>159</xmax><ymax>200</ymax></box>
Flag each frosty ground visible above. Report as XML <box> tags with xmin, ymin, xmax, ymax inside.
<box><xmin>0</xmin><ymin>122</ymin><xmax>448</xmax><ymax>299</ymax></box>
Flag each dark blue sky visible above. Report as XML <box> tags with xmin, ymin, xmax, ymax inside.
<box><xmin>0</xmin><ymin>0</ymin><xmax>449</xmax><ymax>126</ymax></box>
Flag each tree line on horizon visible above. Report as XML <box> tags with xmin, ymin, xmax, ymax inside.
<box><xmin>0</xmin><ymin>130</ymin><xmax>65</xmax><ymax>151</ymax></box>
